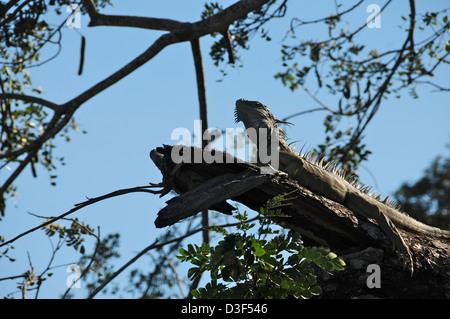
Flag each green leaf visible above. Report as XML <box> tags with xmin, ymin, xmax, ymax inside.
<box><xmin>310</xmin><ymin>285</ymin><xmax>322</xmax><ymax>295</ymax></box>
<box><xmin>187</xmin><ymin>244</ymin><xmax>196</xmax><ymax>255</ymax></box>
<box><xmin>187</xmin><ymin>267</ymin><xmax>199</xmax><ymax>280</ymax></box>
<box><xmin>254</xmin><ymin>247</ymin><xmax>266</xmax><ymax>257</ymax></box>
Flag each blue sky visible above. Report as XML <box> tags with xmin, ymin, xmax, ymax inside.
<box><xmin>1</xmin><ymin>0</ymin><xmax>449</xmax><ymax>298</ymax></box>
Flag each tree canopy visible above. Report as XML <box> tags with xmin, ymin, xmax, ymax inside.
<box><xmin>0</xmin><ymin>0</ymin><xmax>449</xmax><ymax>299</ymax></box>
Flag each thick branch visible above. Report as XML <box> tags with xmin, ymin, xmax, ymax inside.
<box><xmin>84</xmin><ymin>0</ymin><xmax>271</xmax><ymax>34</ymax></box>
<box><xmin>2</xmin><ymin>0</ymin><xmax>271</xmax><ymax>156</ymax></box>
<box><xmin>190</xmin><ymin>39</ymin><xmax>208</xmax><ymax>147</ymax></box>
<box><xmin>83</xmin><ymin>0</ymin><xmax>182</xmax><ymax>30</ymax></box>
<box><xmin>190</xmin><ymin>38</ymin><xmax>210</xmax><ymax>244</ymax></box>
<box><xmin>150</xmin><ymin>145</ymin><xmax>450</xmax><ymax>298</ymax></box>
<box><xmin>1</xmin><ymin>0</ymin><xmax>271</xmax><ymax>206</ymax></box>
<box><xmin>0</xmin><ymin>93</ymin><xmax>62</xmax><ymax>111</ymax></box>
<box><xmin>63</xmin><ymin>0</ymin><xmax>272</xmax><ymax>114</ymax></box>
<box><xmin>89</xmin><ymin>14</ymin><xmax>184</xmax><ymax>31</ymax></box>
<box><xmin>82</xmin><ymin>0</ymin><xmax>98</xmax><ymax>16</ymax></box>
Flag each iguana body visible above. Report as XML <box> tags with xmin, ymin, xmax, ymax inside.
<box><xmin>235</xmin><ymin>98</ymin><xmax>450</xmax><ymax>271</ymax></box>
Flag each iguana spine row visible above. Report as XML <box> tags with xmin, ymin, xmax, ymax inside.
<box><xmin>281</xmin><ymin>148</ymin><xmax>450</xmax><ymax>239</ymax></box>
<box><xmin>234</xmin><ymin>98</ymin><xmax>450</xmax><ymax>271</ymax></box>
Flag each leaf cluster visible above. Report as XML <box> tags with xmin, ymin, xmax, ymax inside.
<box><xmin>395</xmin><ymin>151</ymin><xmax>450</xmax><ymax>230</ymax></box>
<box><xmin>201</xmin><ymin>1</ymin><xmax>287</xmax><ymax>74</ymax></box>
<box><xmin>44</xmin><ymin>217</ymin><xmax>94</xmax><ymax>254</ymax></box>
<box><xmin>177</xmin><ymin>195</ymin><xmax>345</xmax><ymax>299</ymax></box>
<box><xmin>0</xmin><ymin>0</ymin><xmax>112</xmax><ymax>216</ymax></box>
<box><xmin>275</xmin><ymin>4</ymin><xmax>450</xmax><ymax>174</ymax></box>
<box><xmin>76</xmin><ymin>233</ymin><xmax>121</xmax><ymax>297</ymax></box>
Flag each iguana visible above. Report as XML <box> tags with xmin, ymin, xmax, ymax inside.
<box><xmin>234</xmin><ymin>98</ymin><xmax>450</xmax><ymax>272</ymax></box>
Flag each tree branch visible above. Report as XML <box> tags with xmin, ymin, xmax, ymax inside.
<box><xmin>62</xmin><ymin>226</ymin><xmax>101</xmax><ymax>299</ymax></box>
<box><xmin>150</xmin><ymin>145</ymin><xmax>450</xmax><ymax>298</ymax></box>
<box><xmin>0</xmin><ymin>148</ymin><xmax>41</xmax><ymax>206</ymax></box>
<box><xmin>87</xmin><ymin>216</ymin><xmax>260</xmax><ymax>299</ymax></box>
<box><xmin>0</xmin><ymin>93</ymin><xmax>62</xmax><ymax>111</ymax></box>
<box><xmin>190</xmin><ymin>38</ymin><xmax>210</xmax><ymax>244</ymax></box>
<box><xmin>341</xmin><ymin>0</ymin><xmax>416</xmax><ymax>156</ymax></box>
<box><xmin>0</xmin><ymin>185</ymin><xmax>161</xmax><ymax>248</ymax></box>
<box><xmin>163</xmin><ymin>249</ymin><xmax>185</xmax><ymax>298</ymax></box>
<box><xmin>83</xmin><ymin>0</ymin><xmax>183</xmax><ymax>31</ymax></box>
<box><xmin>0</xmin><ymin>0</ymin><xmax>271</xmax><ymax>210</ymax></box>
<box><xmin>90</xmin><ymin>14</ymin><xmax>184</xmax><ymax>31</ymax></box>
<box><xmin>82</xmin><ymin>0</ymin><xmax>98</xmax><ymax>17</ymax></box>
<box><xmin>66</xmin><ymin>0</ymin><xmax>272</xmax><ymax>110</ymax></box>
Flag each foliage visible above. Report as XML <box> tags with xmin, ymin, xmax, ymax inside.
<box><xmin>75</xmin><ymin>233</ymin><xmax>121</xmax><ymax>297</ymax></box>
<box><xmin>1</xmin><ymin>2</ymin><xmax>448</xmax><ymax>211</ymax></box>
<box><xmin>0</xmin><ymin>1</ymin><xmax>449</xmax><ymax>299</ymax></box>
<box><xmin>395</xmin><ymin>150</ymin><xmax>450</xmax><ymax>230</ymax></box>
<box><xmin>178</xmin><ymin>195</ymin><xmax>345</xmax><ymax>299</ymax></box>
<box><xmin>44</xmin><ymin>217</ymin><xmax>95</xmax><ymax>254</ymax></box>
<box><xmin>201</xmin><ymin>1</ymin><xmax>287</xmax><ymax>75</ymax></box>
<box><xmin>274</xmin><ymin>3</ymin><xmax>450</xmax><ymax>175</ymax></box>
<box><xmin>0</xmin><ymin>0</ymin><xmax>113</xmax><ymax>216</ymax></box>
<box><xmin>125</xmin><ymin>223</ymin><xmax>193</xmax><ymax>299</ymax></box>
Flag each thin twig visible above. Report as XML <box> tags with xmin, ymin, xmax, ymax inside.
<box><xmin>341</xmin><ymin>0</ymin><xmax>416</xmax><ymax>155</ymax></box>
<box><xmin>0</xmin><ymin>0</ymin><xmax>271</xmax><ymax>211</ymax></box>
<box><xmin>163</xmin><ymin>249</ymin><xmax>185</xmax><ymax>298</ymax></box>
<box><xmin>282</xmin><ymin>107</ymin><xmax>325</xmax><ymax>122</ymax></box>
<box><xmin>62</xmin><ymin>226</ymin><xmax>101</xmax><ymax>299</ymax></box>
<box><xmin>0</xmin><ymin>185</ymin><xmax>161</xmax><ymax>248</ymax></box>
<box><xmin>87</xmin><ymin>216</ymin><xmax>260</xmax><ymax>299</ymax></box>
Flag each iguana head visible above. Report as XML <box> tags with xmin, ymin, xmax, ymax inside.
<box><xmin>235</xmin><ymin>99</ymin><xmax>278</xmax><ymax>130</ymax></box>
<box><xmin>234</xmin><ymin>99</ymin><xmax>291</xmax><ymax>147</ymax></box>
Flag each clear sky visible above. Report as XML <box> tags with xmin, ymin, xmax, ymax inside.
<box><xmin>1</xmin><ymin>0</ymin><xmax>449</xmax><ymax>298</ymax></box>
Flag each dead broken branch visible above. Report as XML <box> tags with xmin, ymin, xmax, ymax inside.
<box><xmin>150</xmin><ymin>144</ymin><xmax>450</xmax><ymax>298</ymax></box>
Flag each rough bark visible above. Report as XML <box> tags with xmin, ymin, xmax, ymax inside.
<box><xmin>150</xmin><ymin>145</ymin><xmax>450</xmax><ymax>298</ymax></box>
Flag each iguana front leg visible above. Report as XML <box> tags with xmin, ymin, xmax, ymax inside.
<box><xmin>345</xmin><ymin>190</ymin><xmax>413</xmax><ymax>273</ymax></box>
